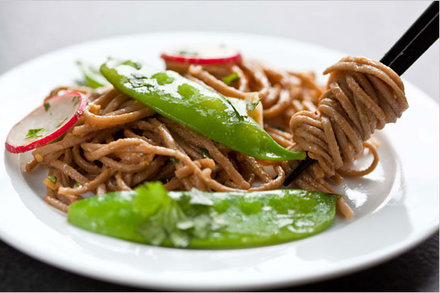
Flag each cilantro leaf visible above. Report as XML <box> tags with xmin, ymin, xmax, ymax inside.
<box><xmin>56</xmin><ymin>117</ymin><xmax>68</xmax><ymax>128</ymax></box>
<box><xmin>25</xmin><ymin>128</ymin><xmax>46</xmax><ymax>139</ymax></box>
<box><xmin>224</xmin><ymin>97</ymin><xmax>246</xmax><ymax>121</ymax></box>
<box><xmin>191</xmin><ymin>214</ymin><xmax>211</xmax><ymax>239</ymax></box>
<box><xmin>121</xmin><ymin>60</ymin><xmax>142</xmax><ymax>70</ymax></box>
<box><xmin>72</xmin><ymin>95</ymin><xmax>80</xmax><ymax>106</ymax></box>
<box><xmin>170</xmin><ymin>157</ymin><xmax>180</xmax><ymax>163</ymax></box>
<box><xmin>134</xmin><ymin>182</ymin><xmax>169</xmax><ymax>217</ymax></box>
<box><xmin>138</xmin><ymin>222</ymin><xmax>166</xmax><ymax>246</ymax></box>
<box><xmin>135</xmin><ymin>182</ymin><xmax>189</xmax><ymax>247</ymax></box>
<box><xmin>222</xmin><ymin>72</ymin><xmax>240</xmax><ymax>85</ymax></box>
<box><xmin>247</xmin><ymin>99</ymin><xmax>261</xmax><ymax>111</ymax></box>
<box><xmin>152</xmin><ymin>72</ymin><xmax>175</xmax><ymax>85</ymax></box>
<box><xmin>134</xmin><ymin>182</ymin><xmax>228</xmax><ymax>247</ymax></box>
<box><xmin>169</xmin><ymin>230</ymin><xmax>190</xmax><ymax>247</ymax></box>
<box><xmin>177</xmin><ymin>50</ymin><xmax>199</xmax><ymax>56</ymax></box>
<box><xmin>200</xmin><ymin>148</ymin><xmax>212</xmax><ymax>159</ymax></box>
<box><xmin>177</xmin><ymin>83</ymin><xmax>200</xmax><ymax>99</ymax></box>
<box><xmin>189</xmin><ymin>188</ymin><xmax>214</xmax><ymax>206</ymax></box>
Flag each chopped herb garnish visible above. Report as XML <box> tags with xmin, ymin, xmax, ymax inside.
<box><xmin>222</xmin><ymin>72</ymin><xmax>240</xmax><ymax>85</ymax></box>
<box><xmin>73</xmin><ymin>182</ymin><xmax>80</xmax><ymax>188</ymax></box>
<box><xmin>224</xmin><ymin>97</ymin><xmax>246</xmax><ymax>121</ymax></box>
<box><xmin>44</xmin><ymin>103</ymin><xmax>50</xmax><ymax>111</ymax></box>
<box><xmin>47</xmin><ymin>176</ymin><xmax>57</xmax><ymax>184</ymax></box>
<box><xmin>170</xmin><ymin>157</ymin><xmax>180</xmax><ymax>163</ymax></box>
<box><xmin>177</xmin><ymin>83</ymin><xmax>200</xmax><ymax>99</ymax></box>
<box><xmin>189</xmin><ymin>188</ymin><xmax>214</xmax><ymax>206</ymax></box>
<box><xmin>247</xmin><ymin>99</ymin><xmax>261</xmax><ymax>111</ymax></box>
<box><xmin>151</xmin><ymin>72</ymin><xmax>175</xmax><ymax>85</ymax></box>
<box><xmin>134</xmin><ymin>183</ymin><xmax>227</xmax><ymax>247</ymax></box>
<box><xmin>56</xmin><ymin>117</ymin><xmax>68</xmax><ymax>128</ymax></box>
<box><xmin>201</xmin><ymin>148</ymin><xmax>212</xmax><ymax>159</ymax></box>
<box><xmin>122</xmin><ymin>60</ymin><xmax>142</xmax><ymax>70</ymax></box>
<box><xmin>178</xmin><ymin>50</ymin><xmax>199</xmax><ymax>56</ymax></box>
<box><xmin>135</xmin><ymin>183</ymin><xmax>189</xmax><ymax>247</ymax></box>
<box><xmin>25</xmin><ymin>128</ymin><xmax>46</xmax><ymax>139</ymax></box>
<box><xmin>72</xmin><ymin>95</ymin><xmax>80</xmax><ymax>106</ymax></box>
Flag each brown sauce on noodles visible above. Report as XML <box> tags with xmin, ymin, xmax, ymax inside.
<box><xmin>27</xmin><ymin>56</ymin><xmax>407</xmax><ymax>219</ymax></box>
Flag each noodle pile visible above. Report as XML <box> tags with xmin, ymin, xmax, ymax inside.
<box><xmin>27</xmin><ymin>56</ymin><xmax>407</xmax><ymax>218</ymax></box>
<box><xmin>290</xmin><ymin>57</ymin><xmax>407</xmax><ymax>191</ymax></box>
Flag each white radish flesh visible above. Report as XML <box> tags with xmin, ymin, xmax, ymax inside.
<box><xmin>161</xmin><ymin>44</ymin><xmax>242</xmax><ymax>65</ymax></box>
<box><xmin>5</xmin><ymin>92</ymin><xmax>87</xmax><ymax>153</ymax></box>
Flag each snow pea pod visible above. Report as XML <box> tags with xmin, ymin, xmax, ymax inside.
<box><xmin>100</xmin><ymin>58</ymin><xmax>305</xmax><ymax>161</ymax></box>
<box><xmin>68</xmin><ymin>182</ymin><xmax>338</xmax><ymax>248</ymax></box>
<box><xmin>76</xmin><ymin>60</ymin><xmax>111</xmax><ymax>88</ymax></box>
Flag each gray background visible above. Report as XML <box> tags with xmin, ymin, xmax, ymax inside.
<box><xmin>0</xmin><ymin>1</ymin><xmax>438</xmax><ymax>291</ymax></box>
<box><xmin>0</xmin><ymin>1</ymin><xmax>438</xmax><ymax>100</ymax></box>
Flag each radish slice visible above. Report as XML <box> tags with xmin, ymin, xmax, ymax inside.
<box><xmin>161</xmin><ymin>44</ymin><xmax>242</xmax><ymax>65</ymax></box>
<box><xmin>5</xmin><ymin>92</ymin><xmax>87</xmax><ymax>153</ymax></box>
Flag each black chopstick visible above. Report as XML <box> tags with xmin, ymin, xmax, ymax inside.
<box><xmin>381</xmin><ymin>1</ymin><xmax>439</xmax><ymax>75</ymax></box>
<box><xmin>283</xmin><ymin>1</ymin><xmax>439</xmax><ymax>186</ymax></box>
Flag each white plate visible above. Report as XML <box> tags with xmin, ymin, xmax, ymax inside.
<box><xmin>0</xmin><ymin>32</ymin><xmax>438</xmax><ymax>290</ymax></box>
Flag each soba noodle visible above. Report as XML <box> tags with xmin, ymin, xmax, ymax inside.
<box><xmin>26</xmin><ymin>56</ymin><xmax>407</xmax><ymax>219</ymax></box>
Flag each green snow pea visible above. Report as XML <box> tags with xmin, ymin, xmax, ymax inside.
<box><xmin>76</xmin><ymin>60</ymin><xmax>111</xmax><ymax>88</ymax></box>
<box><xmin>100</xmin><ymin>57</ymin><xmax>305</xmax><ymax>161</ymax></box>
<box><xmin>68</xmin><ymin>182</ymin><xmax>338</xmax><ymax>248</ymax></box>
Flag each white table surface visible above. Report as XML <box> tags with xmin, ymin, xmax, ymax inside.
<box><xmin>0</xmin><ymin>1</ymin><xmax>438</xmax><ymax>101</ymax></box>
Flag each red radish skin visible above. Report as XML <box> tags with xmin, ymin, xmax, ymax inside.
<box><xmin>161</xmin><ymin>45</ymin><xmax>242</xmax><ymax>65</ymax></box>
<box><xmin>5</xmin><ymin>92</ymin><xmax>87</xmax><ymax>154</ymax></box>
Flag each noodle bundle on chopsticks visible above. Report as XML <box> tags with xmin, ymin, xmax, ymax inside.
<box><xmin>27</xmin><ymin>56</ymin><xmax>407</xmax><ymax>219</ymax></box>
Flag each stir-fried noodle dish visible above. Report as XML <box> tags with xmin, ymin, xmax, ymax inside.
<box><xmin>8</xmin><ymin>45</ymin><xmax>408</xmax><ymax>247</ymax></box>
